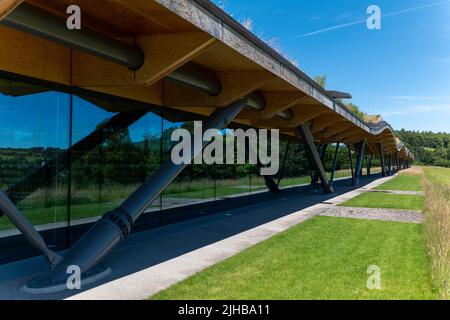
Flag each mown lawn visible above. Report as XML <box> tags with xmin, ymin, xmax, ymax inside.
<box><xmin>376</xmin><ymin>175</ymin><xmax>423</xmax><ymax>191</ymax></box>
<box><xmin>339</xmin><ymin>192</ymin><xmax>423</xmax><ymax>211</ymax></box>
<box><xmin>151</xmin><ymin>216</ymin><xmax>435</xmax><ymax>300</ymax></box>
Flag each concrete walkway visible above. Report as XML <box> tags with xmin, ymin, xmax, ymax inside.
<box><xmin>321</xmin><ymin>206</ymin><xmax>423</xmax><ymax>223</ymax></box>
<box><xmin>0</xmin><ymin>174</ymin><xmax>396</xmax><ymax>300</ymax></box>
<box><xmin>367</xmin><ymin>189</ymin><xmax>423</xmax><ymax>196</ymax></box>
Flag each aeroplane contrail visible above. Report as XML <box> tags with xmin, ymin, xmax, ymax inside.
<box><xmin>292</xmin><ymin>0</ymin><xmax>450</xmax><ymax>39</ymax></box>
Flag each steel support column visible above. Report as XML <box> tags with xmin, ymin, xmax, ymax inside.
<box><xmin>0</xmin><ymin>191</ymin><xmax>63</xmax><ymax>266</ymax></box>
<box><xmin>379</xmin><ymin>143</ymin><xmax>386</xmax><ymax>176</ymax></box>
<box><xmin>277</xmin><ymin>141</ymin><xmax>291</xmax><ymax>187</ymax></box>
<box><xmin>25</xmin><ymin>99</ymin><xmax>248</xmax><ymax>291</ymax></box>
<box><xmin>298</xmin><ymin>124</ymin><xmax>333</xmax><ymax>194</ymax></box>
<box><xmin>367</xmin><ymin>155</ymin><xmax>372</xmax><ymax>176</ymax></box>
<box><xmin>347</xmin><ymin>144</ymin><xmax>355</xmax><ymax>185</ymax></box>
<box><xmin>311</xmin><ymin>144</ymin><xmax>328</xmax><ymax>186</ymax></box>
<box><xmin>354</xmin><ymin>140</ymin><xmax>366</xmax><ymax>185</ymax></box>
<box><xmin>329</xmin><ymin>142</ymin><xmax>340</xmax><ymax>185</ymax></box>
<box><xmin>388</xmin><ymin>155</ymin><xmax>392</xmax><ymax>176</ymax></box>
<box><xmin>245</xmin><ymin>143</ymin><xmax>281</xmax><ymax>194</ymax></box>
<box><xmin>395</xmin><ymin>153</ymin><xmax>400</xmax><ymax>172</ymax></box>
<box><xmin>256</xmin><ymin>162</ymin><xmax>281</xmax><ymax>193</ymax></box>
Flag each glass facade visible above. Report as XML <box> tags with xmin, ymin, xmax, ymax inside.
<box><xmin>0</xmin><ymin>75</ymin><xmax>351</xmax><ymax>264</ymax></box>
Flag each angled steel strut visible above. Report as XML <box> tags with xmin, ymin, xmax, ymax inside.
<box><xmin>25</xmin><ymin>99</ymin><xmax>248</xmax><ymax>291</ymax></box>
<box><xmin>256</xmin><ymin>162</ymin><xmax>281</xmax><ymax>193</ymax></box>
<box><xmin>395</xmin><ymin>153</ymin><xmax>400</xmax><ymax>172</ymax></box>
<box><xmin>329</xmin><ymin>142</ymin><xmax>340</xmax><ymax>185</ymax></box>
<box><xmin>354</xmin><ymin>140</ymin><xmax>366</xmax><ymax>186</ymax></box>
<box><xmin>298</xmin><ymin>123</ymin><xmax>333</xmax><ymax>194</ymax></box>
<box><xmin>0</xmin><ymin>191</ymin><xmax>63</xmax><ymax>267</ymax></box>
<box><xmin>311</xmin><ymin>144</ymin><xmax>328</xmax><ymax>186</ymax></box>
<box><xmin>347</xmin><ymin>144</ymin><xmax>355</xmax><ymax>185</ymax></box>
<box><xmin>367</xmin><ymin>155</ymin><xmax>372</xmax><ymax>176</ymax></box>
<box><xmin>277</xmin><ymin>141</ymin><xmax>291</xmax><ymax>187</ymax></box>
<box><xmin>387</xmin><ymin>155</ymin><xmax>393</xmax><ymax>176</ymax></box>
<box><xmin>379</xmin><ymin>143</ymin><xmax>386</xmax><ymax>176</ymax></box>
<box><xmin>244</xmin><ymin>143</ymin><xmax>281</xmax><ymax>194</ymax></box>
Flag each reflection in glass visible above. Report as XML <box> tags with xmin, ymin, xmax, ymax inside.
<box><xmin>0</xmin><ymin>80</ymin><xmax>70</xmax><ymax>243</ymax></box>
<box><xmin>70</xmin><ymin>97</ymin><xmax>162</xmax><ymax>229</ymax></box>
<box><xmin>161</xmin><ymin>119</ymin><xmax>215</xmax><ymax>220</ymax></box>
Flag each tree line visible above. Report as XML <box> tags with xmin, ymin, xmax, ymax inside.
<box><xmin>395</xmin><ymin>129</ymin><xmax>450</xmax><ymax>167</ymax></box>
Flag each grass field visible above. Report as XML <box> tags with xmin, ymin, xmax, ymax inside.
<box><xmin>376</xmin><ymin>175</ymin><xmax>423</xmax><ymax>191</ymax></box>
<box><xmin>151</xmin><ymin>216</ymin><xmax>435</xmax><ymax>300</ymax></box>
<box><xmin>423</xmin><ymin>166</ymin><xmax>450</xmax><ymax>186</ymax></box>
<box><xmin>339</xmin><ymin>192</ymin><xmax>423</xmax><ymax>211</ymax></box>
<box><xmin>422</xmin><ymin>166</ymin><xmax>450</xmax><ymax>299</ymax></box>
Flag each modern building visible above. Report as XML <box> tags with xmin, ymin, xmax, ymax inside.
<box><xmin>0</xmin><ymin>0</ymin><xmax>413</xmax><ymax>291</ymax></box>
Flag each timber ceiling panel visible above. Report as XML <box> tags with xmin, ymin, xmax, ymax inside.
<box><xmin>26</xmin><ymin>0</ymin><xmax>198</xmax><ymax>36</ymax></box>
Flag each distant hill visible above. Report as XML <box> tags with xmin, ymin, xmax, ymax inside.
<box><xmin>395</xmin><ymin>130</ymin><xmax>450</xmax><ymax>167</ymax></box>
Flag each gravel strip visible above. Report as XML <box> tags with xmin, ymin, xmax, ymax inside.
<box><xmin>321</xmin><ymin>206</ymin><xmax>423</xmax><ymax>223</ymax></box>
<box><xmin>368</xmin><ymin>190</ymin><xmax>423</xmax><ymax>196</ymax></box>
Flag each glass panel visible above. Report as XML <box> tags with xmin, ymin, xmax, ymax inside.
<box><xmin>70</xmin><ymin>96</ymin><xmax>162</xmax><ymax>233</ymax></box>
<box><xmin>215</xmin><ymin>130</ymin><xmax>252</xmax><ymax>211</ymax></box>
<box><xmin>161</xmin><ymin>119</ymin><xmax>215</xmax><ymax>224</ymax></box>
<box><xmin>0</xmin><ymin>79</ymin><xmax>70</xmax><ymax>246</ymax></box>
<box><xmin>279</xmin><ymin>142</ymin><xmax>310</xmax><ymax>189</ymax></box>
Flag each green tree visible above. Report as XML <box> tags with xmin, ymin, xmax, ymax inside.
<box><xmin>314</xmin><ymin>75</ymin><xmax>327</xmax><ymax>88</ymax></box>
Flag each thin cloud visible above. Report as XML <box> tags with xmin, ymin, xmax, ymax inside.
<box><xmin>429</xmin><ymin>58</ymin><xmax>450</xmax><ymax>64</ymax></box>
<box><xmin>294</xmin><ymin>18</ymin><xmax>366</xmax><ymax>38</ymax></box>
<box><xmin>292</xmin><ymin>0</ymin><xmax>450</xmax><ymax>39</ymax></box>
<box><xmin>383</xmin><ymin>104</ymin><xmax>450</xmax><ymax>116</ymax></box>
<box><xmin>241</xmin><ymin>17</ymin><xmax>254</xmax><ymax>31</ymax></box>
<box><xmin>388</xmin><ymin>96</ymin><xmax>450</xmax><ymax>101</ymax></box>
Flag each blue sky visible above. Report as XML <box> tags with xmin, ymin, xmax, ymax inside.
<box><xmin>213</xmin><ymin>0</ymin><xmax>450</xmax><ymax>132</ymax></box>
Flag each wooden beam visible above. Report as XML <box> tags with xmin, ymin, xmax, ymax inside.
<box><xmin>287</xmin><ymin>106</ymin><xmax>328</xmax><ymax>127</ymax></box>
<box><xmin>252</xmin><ymin>105</ymin><xmax>326</xmax><ymax>128</ymax></box>
<box><xmin>310</xmin><ymin>113</ymin><xmax>346</xmax><ymax>134</ymax></box>
<box><xmin>343</xmin><ymin>131</ymin><xmax>366</xmax><ymax>144</ymax></box>
<box><xmin>164</xmin><ymin>70</ymin><xmax>276</xmax><ymax>107</ymax></box>
<box><xmin>321</xmin><ymin>122</ymin><xmax>353</xmax><ymax>139</ymax></box>
<box><xmin>331</xmin><ymin>127</ymin><xmax>361</xmax><ymax>142</ymax></box>
<box><xmin>82</xmin><ymin>81</ymin><xmax>163</xmax><ymax>106</ymax></box>
<box><xmin>0</xmin><ymin>26</ymin><xmax>71</xmax><ymax>84</ymax></box>
<box><xmin>0</xmin><ymin>0</ymin><xmax>22</xmax><ymax>20</ymax></box>
<box><xmin>72</xmin><ymin>39</ymin><xmax>136</xmax><ymax>87</ymax></box>
<box><xmin>72</xmin><ymin>32</ymin><xmax>216</xmax><ymax>87</ymax></box>
<box><xmin>215</xmin><ymin>71</ymin><xmax>276</xmax><ymax>107</ymax></box>
<box><xmin>347</xmin><ymin>133</ymin><xmax>369</xmax><ymax>145</ymax></box>
<box><xmin>259</xmin><ymin>91</ymin><xmax>308</xmax><ymax>119</ymax></box>
<box><xmin>136</xmin><ymin>32</ymin><xmax>216</xmax><ymax>86</ymax></box>
<box><xmin>234</xmin><ymin>108</ymin><xmax>261</xmax><ymax>120</ymax></box>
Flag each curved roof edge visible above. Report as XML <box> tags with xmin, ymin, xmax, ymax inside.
<box><xmin>156</xmin><ymin>0</ymin><xmax>412</xmax><ymax>159</ymax></box>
